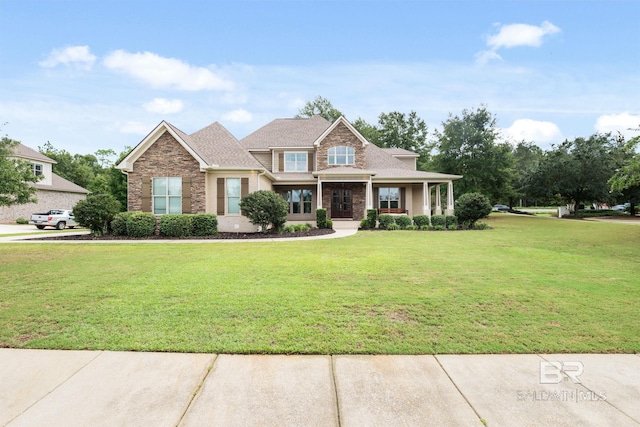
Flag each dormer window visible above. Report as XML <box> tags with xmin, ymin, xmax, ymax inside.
<box><xmin>328</xmin><ymin>146</ymin><xmax>354</xmax><ymax>165</ymax></box>
<box><xmin>30</xmin><ymin>162</ymin><xmax>43</xmax><ymax>176</ymax></box>
<box><xmin>284</xmin><ymin>152</ymin><xmax>308</xmax><ymax>172</ymax></box>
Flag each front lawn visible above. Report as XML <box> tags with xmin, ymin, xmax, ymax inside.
<box><xmin>0</xmin><ymin>214</ymin><xmax>638</xmax><ymax>354</ymax></box>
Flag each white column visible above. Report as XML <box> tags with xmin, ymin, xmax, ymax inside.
<box><xmin>446</xmin><ymin>181</ymin><xmax>455</xmax><ymax>215</ymax></box>
<box><xmin>317</xmin><ymin>177</ymin><xmax>323</xmax><ymax>209</ymax></box>
<box><xmin>366</xmin><ymin>178</ymin><xmax>373</xmax><ymax>210</ymax></box>
<box><xmin>435</xmin><ymin>184</ymin><xmax>442</xmax><ymax>215</ymax></box>
<box><xmin>424</xmin><ymin>182</ymin><xmax>431</xmax><ymax>217</ymax></box>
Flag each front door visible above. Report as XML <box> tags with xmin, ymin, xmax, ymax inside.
<box><xmin>331</xmin><ymin>189</ymin><xmax>352</xmax><ymax>218</ymax></box>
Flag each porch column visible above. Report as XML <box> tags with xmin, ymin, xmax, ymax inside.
<box><xmin>317</xmin><ymin>177</ymin><xmax>323</xmax><ymax>209</ymax></box>
<box><xmin>366</xmin><ymin>178</ymin><xmax>373</xmax><ymax>210</ymax></box>
<box><xmin>424</xmin><ymin>182</ymin><xmax>431</xmax><ymax>217</ymax></box>
<box><xmin>445</xmin><ymin>181</ymin><xmax>455</xmax><ymax>215</ymax></box>
<box><xmin>435</xmin><ymin>184</ymin><xmax>442</xmax><ymax>215</ymax></box>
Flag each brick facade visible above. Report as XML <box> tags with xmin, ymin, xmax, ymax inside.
<box><xmin>0</xmin><ymin>190</ymin><xmax>87</xmax><ymax>222</ymax></box>
<box><xmin>322</xmin><ymin>183</ymin><xmax>366</xmax><ymax>220</ymax></box>
<box><xmin>316</xmin><ymin>122</ymin><xmax>367</xmax><ymax>171</ymax></box>
<box><xmin>127</xmin><ymin>132</ymin><xmax>206</xmax><ymax>213</ymax></box>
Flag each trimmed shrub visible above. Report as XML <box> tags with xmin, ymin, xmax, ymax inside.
<box><xmin>359</xmin><ymin>219</ymin><xmax>369</xmax><ymax>229</ymax></box>
<box><xmin>395</xmin><ymin>215</ymin><xmax>412</xmax><ymax>229</ymax></box>
<box><xmin>366</xmin><ymin>209</ymin><xmax>378</xmax><ymax>229</ymax></box>
<box><xmin>473</xmin><ymin>221</ymin><xmax>490</xmax><ymax>230</ymax></box>
<box><xmin>413</xmin><ymin>214</ymin><xmax>430</xmax><ymax>228</ymax></box>
<box><xmin>430</xmin><ymin>215</ymin><xmax>446</xmax><ymax>227</ymax></box>
<box><xmin>159</xmin><ymin>214</ymin><xmax>192</xmax><ymax>237</ymax></box>
<box><xmin>420</xmin><ymin>225</ymin><xmax>431</xmax><ymax>231</ymax></box>
<box><xmin>15</xmin><ymin>217</ymin><xmax>29</xmax><ymax>224</ymax></box>
<box><xmin>445</xmin><ymin>215</ymin><xmax>458</xmax><ymax>227</ymax></box>
<box><xmin>73</xmin><ymin>193</ymin><xmax>121</xmax><ymax>236</ymax></box>
<box><xmin>406</xmin><ymin>225</ymin><xmax>419</xmax><ymax>231</ymax></box>
<box><xmin>387</xmin><ymin>223</ymin><xmax>400</xmax><ymax>230</ymax></box>
<box><xmin>316</xmin><ymin>208</ymin><xmax>328</xmax><ymax>229</ymax></box>
<box><xmin>191</xmin><ymin>214</ymin><xmax>218</xmax><ymax>236</ymax></box>
<box><xmin>326</xmin><ymin>219</ymin><xmax>333</xmax><ymax>229</ymax></box>
<box><xmin>455</xmin><ymin>192</ymin><xmax>492</xmax><ymax>227</ymax></box>
<box><xmin>239</xmin><ymin>190</ymin><xmax>289</xmax><ymax>233</ymax></box>
<box><xmin>126</xmin><ymin>212</ymin><xmax>156</xmax><ymax>238</ymax></box>
<box><xmin>433</xmin><ymin>225</ymin><xmax>445</xmax><ymax>231</ymax></box>
<box><xmin>447</xmin><ymin>223</ymin><xmax>458</xmax><ymax>231</ymax></box>
<box><xmin>111</xmin><ymin>211</ymin><xmax>135</xmax><ymax>236</ymax></box>
<box><xmin>378</xmin><ymin>214</ymin><xmax>395</xmax><ymax>229</ymax></box>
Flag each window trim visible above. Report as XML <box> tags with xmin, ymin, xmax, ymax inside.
<box><xmin>30</xmin><ymin>162</ymin><xmax>43</xmax><ymax>176</ymax></box>
<box><xmin>378</xmin><ymin>187</ymin><xmax>400</xmax><ymax>209</ymax></box>
<box><xmin>282</xmin><ymin>188</ymin><xmax>313</xmax><ymax>215</ymax></box>
<box><xmin>284</xmin><ymin>151</ymin><xmax>308</xmax><ymax>172</ymax></box>
<box><xmin>328</xmin><ymin>146</ymin><xmax>355</xmax><ymax>165</ymax></box>
<box><xmin>226</xmin><ymin>177</ymin><xmax>241</xmax><ymax>215</ymax></box>
<box><xmin>152</xmin><ymin>177</ymin><xmax>182</xmax><ymax>215</ymax></box>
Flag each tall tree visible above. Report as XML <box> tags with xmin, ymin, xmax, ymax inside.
<box><xmin>0</xmin><ymin>136</ymin><xmax>41</xmax><ymax>206</ymax></box>
<box><xmin>609</xmin><ymin>132</ymin><xmax>640</xmax><ymax>215</ymax></box>
<box><xmin>295</xmin><ymin>96</ymin><xmax>343</xmax><ymax>123</ymax></box>
<box><xmin>510</xmin><ymin>141</ymin><xmax>544</xmax><ymax>207</ymax></box>
<box><xmin>524</xmin><ymin>133</ymin><xmax>621</xmax><ymax>218</ymax></box>
<box><xmin>375</xmin><ymin>111</ymin><xmax>431</xmax><ymax>170</ymax></box>
<box><xmin>432</xmin><ymin>106</ymin><xmax>513</xmax><ymax>201</ymax></box>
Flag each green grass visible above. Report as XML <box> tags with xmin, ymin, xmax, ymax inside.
<box><xmin>0</xmin><ymin>214</ymin><xmax>638</xmax><ymax>354</ymax></box>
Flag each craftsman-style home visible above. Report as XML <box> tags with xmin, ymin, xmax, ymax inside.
<box><xmin>116</xmin><ymin>115</ymin><xmax>462</xmax><ymax>232</ymax></box>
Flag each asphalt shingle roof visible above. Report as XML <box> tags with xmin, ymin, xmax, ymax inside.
<box><xmin>12</xmin><ymin>143</ymin><xmax>55</xmax><ymax>163</ymax></box>
<box><xmin>240</xmin><ymin>116</ymin><xmax>331</xmax><ymax>149</ymax></box>
<box><xmin>35</xmin><ymin>173</ymin><xmax>90</xmax><ymax>194</ymax></box>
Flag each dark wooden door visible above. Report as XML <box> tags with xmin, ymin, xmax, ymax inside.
<box><xmin>331</xmin><ymin>189</ymin><xmax>352</xmax><ymax>218</ymax></box>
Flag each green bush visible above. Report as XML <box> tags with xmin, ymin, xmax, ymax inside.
<box><xmin>447</xmin><ymin>223</ymin><xmax>458</xmax><ymax>231</ymax></box>
<box><xmin>473</xmin><ymin>221</ymin><xmax>490</xmax><ymax>230</ymax></box>
<box><xmin>387</xmin><ymin>223</ymin><xmax>400</xmax><ymax>230</ymax></box>
<box><xmin>126</xmin><ymin>212</ymin><xmax>156</xmax><ymax>238</ymax></box>
<box><xmin>366</xmin><ymin>209</ymin><xmax>378</xmax><ymax>229</ymax></box>
<box><xmin>240</xmin><ymin>190</ymin><xmax>289</xmax><ymax>233</ymax></box>
<box><xmin>15</xmin><ymin>217</ymin><xmax>28</xmax><ymax>224</ymax></box>
<box><xmin>316</xmin><ymin>208</ymin><xmax>328</xmax><ymax>229</ymax></box>
<box><xmin>73</xmin><ymin>193</ymin><xmax>121</xmax><ymax>236</ymax></box>
<box><xmin>430</xmin><ymin>215</ymin><xmax>446</xmax><ymax>227</ymax></box>
<box><xmin>395</xmin><ymin>215</ymin><xmax>412</xmax><ymax>229</ymax></box>
<box><xmin>445</xmin><ymin>215</ymin><xmax>458</xmax><ymax>227</ymax></box>
<box><xmin>378</xmin><ymin>214</ymin><xmax>395</xmax><ymax>229</ymax></box>
<box><xmin>413</xmin><ymin>214</ymin><xmax>430</xmax><ymax>228</ymax></box>
<box><xmin>159</xmin><ymin>214</ymin><xmax>192</xmax><ymax>237</ymax></box>
<box><xmin>326</xmin><ymin>219</ymin><xmax>333</xmax><ymax>229</ymax></box>
<box><xmin>406</xmin><ymin>225</ymin><xmax>419</xmax><ymax>230</ymax></box>
<box><xmin>455</xmin><ymin>192</ymin><xmax>492</xmax><ymax>227</ymax></box>
<box><xmin>111</xmin><ymin>211</ymin><xmax>135</xmax><ymax>236</ymax></box>
<box><xmin>191</xmin><ymin>214</ymin><xmax>218</xmax><ymax>236</ymax></box>
<box><xmin>433</xmin><ymin>225</ymin><xmax>445</xmax><ymax>231</ymax></box>
<box><xmin>359</xmin><ymin>219</ymin><xmax>369</xmax><ymax>229</ymax></box>
<box><xmin>420</xmin><ymin>225</ymin><xmax>431</xmax><ymax>231</ymax></box>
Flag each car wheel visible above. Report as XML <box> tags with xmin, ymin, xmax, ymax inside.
<box><xmin>56</xmin><ymin>222</ymin><xmax>66</xmax><ymax>230</ymax></box>
<box><xmin>36</xmin><ymin>225</ymin><xmax>45</xmax><ymax>229</ymax></box>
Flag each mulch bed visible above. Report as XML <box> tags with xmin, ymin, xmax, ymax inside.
<box><xmin>32</xmin><ymin>228</ymin><xmax>336</xmax><ymax>241</ymax></box>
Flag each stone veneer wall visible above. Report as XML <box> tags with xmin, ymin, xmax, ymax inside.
<box><xmin>316</xmin><ymin>122</ymin><xmax>367</xmax><ymax>170</ymax></box>
<box><xmin>0</xmin><ymin>190</ymin><xmax>87</xmax><ymax>222</ymax></box>
<box><xmin>128</xmin><ymin>132</ymin><xmax>206</xmax><ymax>213</ymax></box>
<box><xmin>322</xmin><ymin>183</ymin><xmax>366</xmax><ymax>221</ymax></box>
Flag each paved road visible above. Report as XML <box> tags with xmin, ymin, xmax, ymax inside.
<box><xmin>1</xmin><ymin>350</ymin><xmax>638</xmax><ymax>426</ymax></box>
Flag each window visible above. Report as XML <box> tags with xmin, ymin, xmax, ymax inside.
<box><xmin>226</xmin><ymin>178</ymin><xmax>241</xmax><ymax>214</ymax></box>
<box><xmin>284</xmin><ymin>152</ymin><xmax>308</xmax><ymax>172</ymax></box>
<box><xmin>30</xmin><ymin>163</ymin><xmax>43</xmax><ymax>176</ymax></box>
<box><xmin>379</xmin><ymin>187</ymin><xmax>400</xmax><ymax>209</ymax></box>
<box><xmin>328</xmin><ymin>146</ymin><xmax>354</xmax><ymax>165</ymax></box>
<box><xmin>282</xmin><ymin>189</ymin><xmax>313</xmax><ymax>214</ymax></box>
<box><xmin>153</xmin><ymin>177</ymin><xmax>182</xmax><ymax>214</ymax></box>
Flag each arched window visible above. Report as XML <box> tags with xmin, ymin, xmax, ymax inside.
<box><xmin>328</xmin><ymin>146</ymin><xmax>355</xmax><ymax>165</ymax></box>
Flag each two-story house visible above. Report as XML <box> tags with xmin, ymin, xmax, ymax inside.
<box><xmin>0</xmin><ymin>143</ymin><xmax>89</xmax><ymax>222</ymax></box>
<box><xmin>116</xmin><ymin>115</ymin><xmax>462</xmax><ymax>232</ymax></box>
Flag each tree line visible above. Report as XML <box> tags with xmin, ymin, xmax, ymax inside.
<box><xmin>298</xmin><ymin>96</ymin><xmax>640</xmax><ymax>216</ymax></box>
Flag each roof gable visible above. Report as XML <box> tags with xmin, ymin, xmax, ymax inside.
<box><xmin>12</xmin><ymin>143</ymin><xmax>56</xmax><ymax>164</ymax></box>
<box><xmin>240</xmin><ymin>115</ymin><xmax>331</xmax><ymax>149</ymax></box>
<box><xmin>116</xmin><ymin>121</ymin><xmax>208</xmax><ymax>172</ymax></box>
<box><xmin>189</xmin><ymin>122</ymin><xmax>264</xmax><ymax>169</ymax></box>
<box><xmin>313</xmin><ymin>116</ymin><xmax>369</xmax><ymax>148</ymax></box>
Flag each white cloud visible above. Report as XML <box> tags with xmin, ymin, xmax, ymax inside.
<box><xmin>103</xmin><ymin>50</ymin><xmax>234</xmax><ymax>91</ymax></box>
<box><xmin>504</xmin><ymin>119</ymin><xmax>563</xmax><ymax>145</ymax></box>
<box><xmin>595</xmin><ymin>113</ymin><xmax>640</xmax><ymax>139</ymax></box>
<box><xmin>39</xmin><ymin>45</ymin><xmax>96</xmax><ymax>70</ymax></box>
<box><xmin>143</xmin><ymin>98</ymin><xmax>184</xmax><ymax>114</ymax></box>
<box><xmin>476</xmin><ymin>21</ymin><xmax>560</xmax><ymax>65</ymax></box>
<box><xmin>222</xmin><ymin>109</ymin><xmax>252</xmax><ymax>123</ymax></box>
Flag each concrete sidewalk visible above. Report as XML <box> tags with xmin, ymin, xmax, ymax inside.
<box><xmin>1</xmin><ymin>350</ymin><xmax>638</xmax><ymax>426</ymax></box>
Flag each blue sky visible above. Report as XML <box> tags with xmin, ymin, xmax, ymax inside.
<box><xmin>1</xmin><ymin>0</ymin><xmax>639</xmax><ymax>156</ymax></box>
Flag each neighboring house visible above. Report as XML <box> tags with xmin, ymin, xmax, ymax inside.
<box><xmin>117</xmin><ymin>115</ymin><xmax>462</xmax><ymax>232</ymax></box>
<box><xmin>0</xmin><ymin>143</ymin><xmax>90</xmax><ymax>222</ymax></box>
